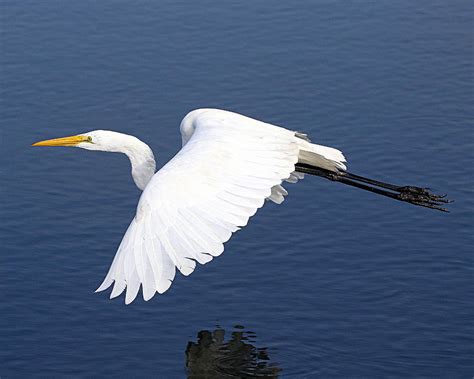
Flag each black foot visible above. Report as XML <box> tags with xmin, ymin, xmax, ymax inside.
<box><xmin>397</xmin><ymin>186</ymin><xmax>452</xmax><ymax>212</ymax></box>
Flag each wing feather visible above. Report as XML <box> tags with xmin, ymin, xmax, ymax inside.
<box><xmin>96</xmin><ymin>109</ymin><xmax>344</xmax><ymax>303</ymax></box>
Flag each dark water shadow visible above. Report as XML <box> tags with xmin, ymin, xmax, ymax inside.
<box><xmin>186</xmin><ymin>325</ymin><xmax>281</xmax><ymax>378</ymax></box>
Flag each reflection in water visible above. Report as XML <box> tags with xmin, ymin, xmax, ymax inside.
<box><xmin>186</xmin><ymin>325</ymin><xmax>281</xmax><ymax>378</ymax></box>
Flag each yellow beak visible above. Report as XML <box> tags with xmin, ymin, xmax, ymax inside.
<box><xmin>32</xmin><ymin>135</ymin><xmax>89</xmax><ymax>147</ymax></box>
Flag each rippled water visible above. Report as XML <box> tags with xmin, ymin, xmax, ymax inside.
<box><xmin>1</xmin><ymin>0</ymin><xmax>473</xmax><ymax>377</ymax></box>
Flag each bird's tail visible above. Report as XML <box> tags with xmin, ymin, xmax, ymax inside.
<box><xmin>295</xmin><ymin>134</ymin><xmax>347</xmax><ymax>172</ymax></box>
<box><xmin>295</xmin><ymin>163</ymin><xmax>451</xmax><ymax>212</ymax></box>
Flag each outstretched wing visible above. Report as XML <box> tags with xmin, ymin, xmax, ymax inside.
<box><xmin>96</xmin><ymin>109</ymin><xmax>339</xmax><ymax>304</ymax></box>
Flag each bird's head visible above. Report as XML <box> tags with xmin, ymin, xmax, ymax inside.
<box><xmin>32</xmin><ymin>130</ymin><xmax>129</xmax><ymax>152</ymax></box>
<box><xmin>32</xmin><ymin>130</ymin><xmax>156</xmax><ymax>190</ymax></box>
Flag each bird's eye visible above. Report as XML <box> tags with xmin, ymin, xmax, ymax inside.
<box><xmin>87</xmin><ymin>136</ymin><xmax>93</xmax><ymax>143</ymax></box>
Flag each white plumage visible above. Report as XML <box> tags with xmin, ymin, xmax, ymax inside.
<box><xmin>96</xmin><ymin>109</ymin><xmax>346</xmax><ymax>303</ymax></box>
<box><xmin>33</xmin><ymin>108</ymin><xmax>347</xmax><ymax>304</ymax></box>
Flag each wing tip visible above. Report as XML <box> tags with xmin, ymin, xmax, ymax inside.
<box><xmin>157</xmin><ymin>279</ymin><xmax>173</xmax><ymax>294</ymax></box>
<box><xmin>95</xmin><ymin>279</ymin><xmax>112</xmax><ymax>293</ymax></box>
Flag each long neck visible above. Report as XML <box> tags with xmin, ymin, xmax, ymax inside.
<box><xmin>119</xmin><ymin>136</ymin><xmax>156</xmax><ymax>191</ymax></box>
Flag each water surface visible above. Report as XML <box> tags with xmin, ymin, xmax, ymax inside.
<box><xmin>1</xmin><ymin>0</ymin><xmax>473</xmax><ymax>377</ymax></box>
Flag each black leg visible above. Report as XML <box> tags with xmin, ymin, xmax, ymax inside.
<box><xmin>295</xmin><ymin>163</ymin><xmax>451</xmax><ymax>212</ymax></box>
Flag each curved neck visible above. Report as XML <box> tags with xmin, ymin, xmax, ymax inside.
<box><xmin>101</xmin><ymin>133</ymin><xmax>156</xmax><ymax>191</ymax></box>
<box><xmin>127</xmin><ymin>150</ymin><xmax>156</xmax><ymax>191</ymax></box>
<box><xmin>123</xmin><ymin>139</ymin><xmax>156</xmax><ymax>191</ymax></box>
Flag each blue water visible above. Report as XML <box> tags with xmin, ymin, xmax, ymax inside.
<box><xmin>1</xmin><ymin>1</ymin><xmax>473</xmax><ymax>377</ymax></box>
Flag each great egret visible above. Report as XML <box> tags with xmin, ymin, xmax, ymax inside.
<box><xmin>32</xmin><ymin>108</ymin><xmax>450</xmax><ymax>304</ymax></box>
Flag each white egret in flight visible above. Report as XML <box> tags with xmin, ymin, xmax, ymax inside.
<box><xmin>32</xmin><ymin>109</ymin><xmax>450</xmax><ymax>304</ymax></box>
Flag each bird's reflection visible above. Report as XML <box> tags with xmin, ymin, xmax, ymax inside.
<box><xmin>186</xmin><ymin>325</ymin><xmax>281</xmax><ymax>378</ymax></box>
